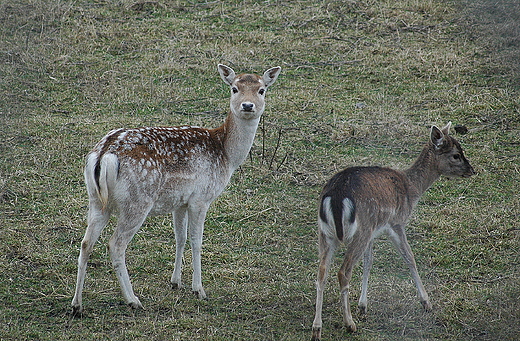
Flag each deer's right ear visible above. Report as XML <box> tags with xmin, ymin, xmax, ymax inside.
<box><xmin>218</xmin><ymin>64</ymin><xmax>236</xmax><ymax>86</ymax></box>
<box><xmin>430</xmin><ymin>125</ymin><xmax>446</xmax><ymax>150</ymax></box>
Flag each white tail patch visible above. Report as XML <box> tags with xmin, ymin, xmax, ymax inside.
<box><xmin>98</xmin><ymin>153</ymin><xmax>119</xmax><ymax>209</ymax></box>
<box><xmin>84</xmin><ymin>153</ymin><xmax>99</xmax><ymax>199</ymax></box>
<box><xmin>342</xmin><ymin>198</ymin><xmax>357</xmax><ymax>240</ymax></box>
<box><xmin>319</xmin><ymin>197</ymin><xmax>357</xmax><ymax>240</ymax></box>
<box><xmin>85</xmin><ymin>152</ymin><xmax>119</xmax><ymax>210</ymax></box>
<box><xmin>318</xmin><ymin>197</ymin><xmax>335</xmax><ymax>239</ymax></box>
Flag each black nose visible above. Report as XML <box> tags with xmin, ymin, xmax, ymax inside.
<box><xmin>242</xmin><ymin>103</ymin><xmax>254</xmax><ymax>111</ymax></box>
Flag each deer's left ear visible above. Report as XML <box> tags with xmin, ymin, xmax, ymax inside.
<box><xmin>430</xmin><ymin>125</ymin><xmax>446</xmax><ymax>150</ymax></box>
<box><xmin>440</xmin><ymin>121</ymin><xmax>452</xmax><ymax>135</ymax></box>
<box><xmin>262</xmin><ymin>66</ymin><xmax>281</xmax><ymax>87</ymax></box>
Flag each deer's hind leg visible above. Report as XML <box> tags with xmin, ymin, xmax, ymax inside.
<box><xmin>338</xmin><ymin>233</ymin><xmax>372</xmax><ymax>333</ymax></box>
<box><xmin>72</xmin><ymin>201</ymin><xmax>111</xmax><ymax>315</ymax></box>
<box><xmin>108</xmin><ymin>206</ymin><xmax>151</xmax><ymax>310</ymax></box>
<box><xmin>311</xmin><ymin>229</ymin><xmax>339</xmax><ymax>341</ymax></box>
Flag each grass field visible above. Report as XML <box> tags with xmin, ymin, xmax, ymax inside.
<box><xmin>1</xmin><ymin>0</ymin><xmax>519</xmax><ymax>340</ymax></box>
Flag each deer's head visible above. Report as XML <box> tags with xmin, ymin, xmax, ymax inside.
<box><xmin>218</xmin><ymin>64</ymin><xmax>281</xmax><ymax>120</ymax></box>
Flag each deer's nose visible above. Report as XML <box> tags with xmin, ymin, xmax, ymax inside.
<box><xmin>242</xmin><ymin>103</ymin><xmax>254</xmax><ymax>111</ymax></box>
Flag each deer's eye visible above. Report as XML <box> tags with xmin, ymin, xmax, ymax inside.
<box><xmin>259</xmin><ymin>88</ymin><xmax>265</xmax><ymax>95</ymax></box>
<box><xmin>452</xmin><ymin>154</ymin><xmax>461</xmax><ymax>160</ymax></box>
<box><xmin>232</xmin><ymin>87</ymin><xmax>238</xmax><ymax>94</ymax></box>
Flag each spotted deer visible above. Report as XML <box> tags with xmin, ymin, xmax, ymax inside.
<box><xmin>311</xmin><ymin>123</ymin><xmax>475</xmax><ymax>340</ymax></box>
<box><xmin>71</xmin><ymin>64</ymin><xmax>281</xmax><ymax>314</ymax></box>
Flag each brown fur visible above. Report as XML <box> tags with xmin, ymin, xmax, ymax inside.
<box><xmin>311</xmin><ymin>123</ymin><xmax>475</xmax><ymax>340</ymax></box>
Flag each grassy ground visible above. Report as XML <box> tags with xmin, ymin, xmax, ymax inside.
<box><xmin>1</xmin><ymin>0</ymin><xmax>518</xmax><ymax>340</ymax></box>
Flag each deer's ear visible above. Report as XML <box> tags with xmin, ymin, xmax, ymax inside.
<box><xmin>430</xmin><ymin>125</ymin><xmax>446</xmax><ymax>150</ymax></box>
<box><xmin>218</xmin><ymin>64</ymin><xmax>236</xmax><ymax>86</ymax></box>
<box><xmin>440</xmin><ymin>121</ymin><xmax>452</xmax><ymax>135</ymax></box>
<box><xmin>262</xmin><ymin>66</ymin><xmax>281</xmax><ymax>87</ymax></box>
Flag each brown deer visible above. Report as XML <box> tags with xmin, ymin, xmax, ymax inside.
<box><xmin>311</xmin><ymin>123</ymin><xmax>474</xmax><ymax>340</ymax></box>
<box><xmin>71</xmin><ymin>64</ymin><xmax>281</xmax><ymax>314</ymax></box>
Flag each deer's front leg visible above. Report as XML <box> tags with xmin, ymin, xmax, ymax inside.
<box><xmin>188</xmin><ymin>204</ymin><xmax>209</xmax><ymax>299</ymax></box>
<box><xmin>389</xmin><ymin>225</ymin><xmax>432</xmax><ymax>311</ymax></box>
<box><xmin>171</xmin><ymin>207</ymin><xmax>188</xmax><ymax>289</ymax></box>
<box><xmin>358</xmin><ymin>241</ymin><xmax>374</xmax><ymax>314</ymax></box>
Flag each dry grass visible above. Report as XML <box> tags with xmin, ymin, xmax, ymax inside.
<box><xmin>1</xmin><ymin>0</ymin><xmax>519</xmax><ymax>340</ymax></box>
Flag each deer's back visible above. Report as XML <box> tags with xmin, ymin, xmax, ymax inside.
<box><xmin>321</xmin><ymin>166</ymin><xmax>415</xmax><ymax>233</ymax></box>
<box><xmin>90</xmin><ymin>126</ymin><xmax>230</xmax><ymax>215</ymax></box>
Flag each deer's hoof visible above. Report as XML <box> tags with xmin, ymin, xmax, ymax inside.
<box><xmin>358</xmin><ymin>305</ymin><xmax>367</xmax><ymax>315</ymax></box>
<box><xmin>345</xmin><ymin>322</ymin><xmax>357</xmax><ymax>333</ymax></box>
<box><xmin>311</xmin><ymin>327</ymin><xmax>321</xmax><ymax>341</ymax></box>
<box><xmin>71</xmin><ymin>305</ymin><xmax>83</xmax><ymax>317</ymax></box>
<box><xmin>128</xmin><ymin>297</ymin><xmax>144</xmax><ymax>310</ymax></box>
<box><xmin>193</xmin><ymin>289</ymin><xmax>207</xmax><ymax>300</ymax></box>
<box><xmin>421</xmin><ymin>299</ymin><xmax>432</xmax><ymax>311</ymax></box>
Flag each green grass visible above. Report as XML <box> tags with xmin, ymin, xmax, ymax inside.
<box><xmin>1</xmin><ymin>0</ymin><xmax>519</xmax><ymax>340</ymax></box>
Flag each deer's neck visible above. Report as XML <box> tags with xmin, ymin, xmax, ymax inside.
<box><xmin>213</xmin><ymin>111</ymin><xmax>260</xmax><ymax>172</ymax></box>
<box><xmin>404</xmin><ymin>145</ymin><xmax>441</xmax><ymax>203</ymax></box>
